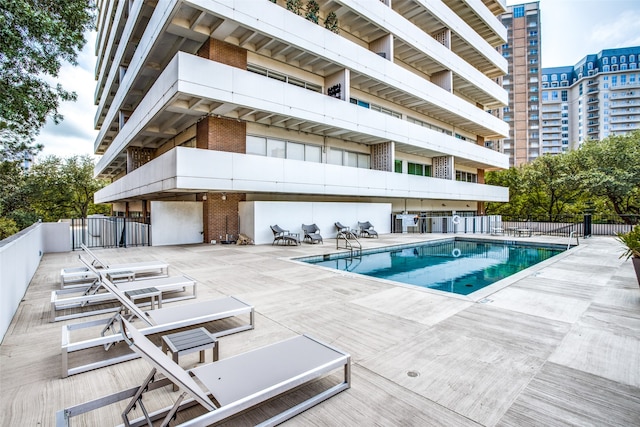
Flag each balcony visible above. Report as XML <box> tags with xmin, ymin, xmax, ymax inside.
<box><xmin>94</xmin><ymin>147</ymin><xmax>509</xmax><ymax>204</ymax></box>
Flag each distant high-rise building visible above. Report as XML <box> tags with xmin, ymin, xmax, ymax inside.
<box><xmin>498</xmin><ymin>1</ymin><xmax>542</xmax><ymax>167</ymax></box>
<box><xmin>542</xmin><ymin>46</ymin><xmax>640</xmax><ymax>152</ymax></box>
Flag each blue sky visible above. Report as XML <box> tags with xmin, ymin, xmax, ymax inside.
<box><xmin>35</xmin><ymin>0</ymin><xmax>640</xmax><ymax>159</ymax></box>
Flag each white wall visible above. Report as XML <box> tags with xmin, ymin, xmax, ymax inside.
<box><xmin>240</xmin><ymin>201</ymin><xmax>392</xmax><ymax>245</ymax></box>
<box><xmin>42</xmin><ymin>222</ymin><xmax>71</xmax><ymax>253</ymax></box>
<box><xmin>0</xmin><ymin>224</ymin><xmax>43</xmax><ymax>343</ymax></box>
<box><xmin>150</xmin><ymin>201</ymin><xmax>203</xmax><ymax>246</ymax></box>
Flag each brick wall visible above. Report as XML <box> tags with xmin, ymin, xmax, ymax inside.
<box><xmin>202</xmin><ymin>193</ymin><xmax>246</xmax><ymax>243</ymax></box>
<box><xmin>196</xmin><ymin>116</ymin><xmax>246</xmax><ymax>153</ymax></box>
<box><xmin>197</xmin><ymin>38</ymin><xmax>247</xmax><ymax>69</ymax></box>
<box><xmin>196</xmin><ymin>38</ymin><xmax>249</xmax><ymax>242</ymax></box>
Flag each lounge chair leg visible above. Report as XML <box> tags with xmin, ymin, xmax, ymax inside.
<box><xmin>122</xmin><ymin>368</ymin><xmax>157</xmax><ymax>427</ymax></box>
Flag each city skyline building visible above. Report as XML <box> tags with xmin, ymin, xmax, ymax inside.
<box><xmin>91</xmin><ymin>0</ymin><xmax>510</xmax><ymax>245</ymax></box>
<box><xmin>498</xmin><ymin>1</ymin><xmax>542</xmax><ymax>167</ymax></box>
<box><xmin>541</xmin><ymin>46</ymin><xmax>640</xmax><ymax>152</ymax></box>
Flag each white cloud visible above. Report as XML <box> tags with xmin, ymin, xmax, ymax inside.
<box><xmin>35</xmin><ymin>32</ymin><xmax>98</xmax><ymax>160</ymax></box>
<box><xmin>589</xmin><ymin>11</ymin><xmax>640</xmax><ymax>48</ymax></box>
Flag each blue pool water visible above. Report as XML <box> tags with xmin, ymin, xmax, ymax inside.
<box><xmin>299</xmin><ymin>239</ymin><xmax>564</xmax><ymax>295</ymax></box>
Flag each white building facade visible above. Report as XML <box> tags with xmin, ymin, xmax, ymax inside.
<box><xmin>93</xmin><ymin>0</ymin><xmax>510</xmax><ymax>245</ymax></box>
<box><xmin>542</xmin><ymin>46</ymin><xmax>640</xmax><ymax>153</ymax></box>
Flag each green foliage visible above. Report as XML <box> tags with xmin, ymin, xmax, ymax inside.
<box><xmin>25</xmin><ymin>155</ymin><xmax>109</xmax><ymax>221</ymax></box>
<box><xmin>0</xmin><ymin>217</ymin><xmax>19</xmax><ymax>240</ymax></box>
<box><xmin>569</xmin><ymin>132</ymin><xmax>640</xmax><ymax>221</ymax></box>
<box><xmin>487</xmin><ymin>131</ymin><xmax>640</xmax><ymax>222</ymax></box>
<box><xmin>0</xmin><ymin>0</ymin><xmax>95</xmax><ymax>158</ymax></box>
<box><xmin>616</xmin><ymin>225</ymin><xmax>640</xmax><ymax>260</ymax></box>
<box><xmin>305</xmin><ymin>0</ymin><xmax>319</xmax><ymax>23</ymax></box>
<box><xmin>324</xmin><ymin>11</ymin><xmax>339</xmax><ymax>33</ymax></box>
<box><xmin>0</xmin><ymin>155</ymin><xmax>109</xmax><ymax>231</ymax></box>
<box><xmin>286</xmin><ymin>0</ymin><xmax>303</xmax><ymax>15</ymax></box>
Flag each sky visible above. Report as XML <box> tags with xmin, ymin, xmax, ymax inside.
<box><xmin>34</xmin><ymin>0</ymin><xmax>640</xmax><ymax>159</ymax></box>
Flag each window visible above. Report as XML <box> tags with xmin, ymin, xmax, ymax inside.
<box><xmin>328</xmin><ymin>148</ymin><xmax>370</xmax><ymax>169</ymax></box>
<box><xmin>371</xmin><ymin>104</ymin><xmax>402</xmax><ymax>118</ymax></box>
<box><xmin>542</xmin><ymin>75</ymin><xmax>548</xmax><ymax>82</ymax></box>
<box><xmin>247</xmin><ymin>64</ymin><xmax>322</xmax><ymax>93</ymax></box>
<box><xmin>267</xmin><ymin>138</ymin><xmax>285</xmax><ymax>158</ymax></box>
<box><xmin>612</xmin><ymin>76</ymin><xmax>617</xmax><ymax>86</ymax></box>
<box><xmin>246</xmin><ymin>135</ymin><xmax>267</xmax><ymax>156</ymax></box>
<box><xmin>350</xmin><ymin>97</ymin><xmax>370</xmax><ymax>108</ymax></box>
<box><xmin>603</xmin><ymin>65</ymin><xmax>610</xmax><ymax>72</ymax></box>
<box><xmin>513</xmin><ymin>5</ymin><xmax>524</xmax><ymax>18</ymax></box>
<box><xmin>561</xmin><ymin>73</ymin><xmax>568</xmax><ymax>81</ymax></box>
<box><xmin>611</xmin><ymin>56</ymin><xmax>617</xmax><ymax>64</ymax></box>
<box><xmin>407</xmin><ymin>117</ymin><xmax>452</xmax><ymax>135</ymax></box>
<box><xmin>561</xmin><ymin>90</ymin><xmax>568</xmax><ymax>102</ymax></box>
<box><xmin>551</xmin><ymin>74</ymin><xmax>558</xmax><ymax>81</ymax></box>
<box><xmin>247</xmin><ymin>136</ymin><xmax>322</xmax><ymax>163</ymax></box>
<box><xmin>603</xmin><ymin>57</ymin><xmax>609</xmax><ymax>65</ymax></box>
<box><xmin>587</xmin><ymin>62</ymin><xmax>593</xmax><ymax>70</ymax></box>
<box><xmin>394</xmin><ymin>160</ymin><xmax>402</xmax><ymax>173</ymax></box>
<box><xmin>630</xmin><ymin>54</ymin><xmax>636</xmax><ymax>62</ymax></box>
<box><xmin>542</xmin><ymin>91</ymin><xmax>549</xmax><ymax>101</ymax></box>
<box><xmin>408</xmin><ymin>162</ymin><xmax>431</xmax><ymax>177</ymax></box>
<box><xmin>621</xmin><ymin>55</ymin><xmax>626</xmax><ymax>63</ymax></box>
<box><xmin>621</xmin><ymin>75</ymin><xmax>627</xmax><ymax>85</ymax></box>
<box><xmin>552</xmin><ymin>91</ymin><xmax>559</xmax><ymax>100</ymax></box>
<box><xmin>455</xmin><ymin>171</ymin><xmax>477</xmax><ymax>183</ymax></box>
<box><xmin>305</xmin><ymin>145</ymin><xmax>321</xmax><ymax>163</ymax></box>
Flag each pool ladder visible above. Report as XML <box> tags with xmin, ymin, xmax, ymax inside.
<box><xmin>336</xmin><ymin>230</ymin><xmax>362</xmax><ymax>256</ymax></box>
<box><xmin>568</xmin><ymin>231</ymin><xmax>579</xmax><ymax>249</ymax></box>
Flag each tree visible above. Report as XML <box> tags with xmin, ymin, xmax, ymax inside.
<box><xmin>0</xmin><ymin>0</ymin><xmax>95</xmax><ymax>158</ymax></box>
<box><xmin>522</xmin><ymin>154</ymin><xmax>581</xmax><ymax>221</ymax></box>
<box><xmin>24</xmin><ymin>155</ymin><xmax>109</xmax><ymax>221</ymax></box>
<box><xmin>570</xmin><ymin>132</ymin><xmax>640</xmax><ymax>221</ymax></box>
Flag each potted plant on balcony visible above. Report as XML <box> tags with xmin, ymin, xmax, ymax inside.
<box><xmin>616</xmin><ymin>224</ymin><xmax>640</xmax><ymax>287</ymax></box>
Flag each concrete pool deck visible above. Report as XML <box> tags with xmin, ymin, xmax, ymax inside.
<box><xmin>1</xmin><ymin>233</ymin><xmax>639</xmax><ymax>425</ymax></box>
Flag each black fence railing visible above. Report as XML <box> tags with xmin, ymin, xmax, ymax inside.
<box><xmin>391</xmin><ymin>213</ymin><xmax>639</xmax><ymax>237</ymax></box>
<box><xmin>501</xmin><ymin>214</ymin><xmax>639</xmax><ymax>237</ymax></box>
<box><xmin>71</xmin><ymin>217</ymin><xmax>151</xmax><ymax>250</ymax></box>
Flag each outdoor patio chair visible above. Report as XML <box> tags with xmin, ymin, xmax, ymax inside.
<box><xmin>357</xmin><ymin>221</ymin><xmax>378</xmax><ymax>238</ymax></box>
<box><xmin>301</xmin><ymin>223</ymin><xmax>323</xmax><ymax>244</ymax></box>
<box><xmin>57</xmin><ymin>317</ymin><xmax>350</xmax><ymax>427</ymax></box>
<box><xmin>61</xmin><ymin>273</ymin><xmax>254</xmax><ymax>377</ymax></box>
<box><xmin>60</xmin><ymin>244</ymin><xmax>169</xmax><ymax>288</ymax></box>
<box><xmin>335</xmin><ymin>222</ymin><xmax>357</xmax><ymax>239</ymax></box>
<box><xmin>270</xmin><ymin>224</ymin><xmax>300</xmax><ymax>245</ymax></box>
<box><xmin>51</xmin><ymin>255</ymin><xmax>197</xmax><ymax>322</ymax></box>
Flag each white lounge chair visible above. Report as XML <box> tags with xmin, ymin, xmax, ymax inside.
<box><xmin>51</xmin><ymin>255</ymin><xmax>196</xmax><ymax>322</ymax></box>
<box><xmin>61</xmin><ymin>275</ymin><xmax>254</xmax><ymax>378</ymax></box>
<box><xmin>60</xmin><ymin>244</ymin><xmax>169</xmax><ymax>288</ymax></box>
<box><xmin>56</xmin><ymin>317</ymin><xmax>350</xmax><ymax>427</ymax></box>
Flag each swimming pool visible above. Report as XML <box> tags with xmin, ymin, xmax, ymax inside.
<box><xmin>298</xmin><ymin>239</ymin><xmax>565</xmax><ymax>296</ymax></box>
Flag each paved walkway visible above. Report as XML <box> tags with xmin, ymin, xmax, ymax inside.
<box><xmin>1</xmin><ymin>234</ymin><xmax>639</xmax><ymax>426</ymax></box>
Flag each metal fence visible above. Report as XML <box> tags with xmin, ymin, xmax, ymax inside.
<box><xmin>501</xmin><ymin>214</ymin><xmax>639</xmax><ymax>237</ymax></box>
<box><xmin>392</xmin><ymin>213</ymin><xmax>639</xmax><ymax>237</ymax></box>
<box><xmin>71</xmin><ymin>217</ymin><xmax>151</xmax><ymax>250</ymax></box>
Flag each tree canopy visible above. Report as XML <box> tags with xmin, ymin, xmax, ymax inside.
<box><xmin>486</xmin><ymin>131</ymin><xmax>640</xmax><ymax>223</ymax></box>
<box><xmin>0</xmin><ymin>0</ymin><xmax>95</xmax><ymax>159</ymax></box>
<box><xmin>0</xmin><ymin>155</ymin><xmax>109</xmax><ymax>235</ymax></box>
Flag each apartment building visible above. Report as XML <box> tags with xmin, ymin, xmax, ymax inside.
<box><xmin>541</xmin><ymin>46</ymin><xmax>640</xmax><ymax>151</ymax></box>
<box><xmin>498</xmin><ymin>1</ymin><xmax>541</xmax><ymax>166</ymax></box>
<box><xmin>92</xmin><ymin>0</ymin><xmax>510</xmax><ymax>245</ymax></box>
